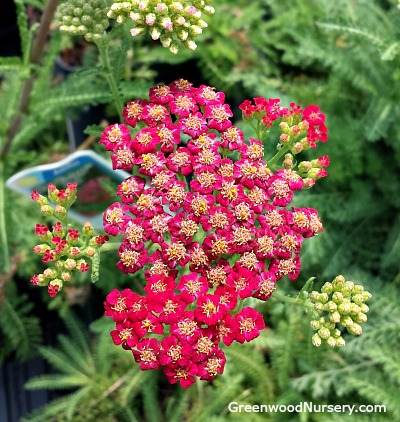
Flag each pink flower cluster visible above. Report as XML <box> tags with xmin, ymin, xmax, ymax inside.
<box><xmin>100</xmin><ymin>79</ymin><xmax>328</xmax><ymax>387</ymax></box>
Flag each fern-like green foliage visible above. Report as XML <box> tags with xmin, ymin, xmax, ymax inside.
<box><xmin>22</xmin><ymin>314</ymin><xmax>150</xmax><ymax>422</ymax></box>
<box><xmin>0</xmin><ymin>281</ymin><xmax>43</xmax><ymax>363</ymax></box>
<box><xmin>291</xmin><ymin>272</ymin><xmax>400</xmax><ymax>420</ymax></box>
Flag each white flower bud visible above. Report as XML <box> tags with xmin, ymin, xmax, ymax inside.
<box><xmin>169</xmin><ymin>42</ymin><xmax>179</xmax><ymax>54</ymax></box>
<box><xmin>160</xmin><ymin>34</ymin><xmax>172</xmax><ymax>47</ymax></box>
<box><xmin>149</xmin><ymin>26</ymin><xmax>161</xmax><ymax>40</ymax></box>
<box><xmin>130</xmin><ymin>26</ymin><xmax>146</xmax><ymax>36</ymax></box>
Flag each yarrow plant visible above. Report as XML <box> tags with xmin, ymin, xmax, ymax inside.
<box><xmin>30</xmin><ymin>79</ymin><xmax>371</xmax><ymax>387</ymax></box>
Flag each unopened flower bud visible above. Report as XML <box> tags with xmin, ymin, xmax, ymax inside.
<box><xmin>326</xmin><ymin>301</ymin><xmax>337</xmax><ymax>312</ymax></box>
<box><xmin>329</xmin><ymin>311</ymin><xmax>341</xmax><ymax>323</ymax></box>
<box><xmin>130</xmin><ymin>12</ymin><xmax>143</xmax><ymax>22</ymax></box>
<box><xmin>85</xmin><ymin>247</ymin><xmax>96</xmax><ymax>257</ymax></box>
<box><xmin>338</xmin><ymin>302</ymin><xmax>351</xmax><ymax>315</ymax></box>
<box><xmin>183</xmin><ymin>39</ymin><xmax>197</xmax><ymax>50</ymax></box>
<box><xmin>149</xmin><ymin>26</ymin><xmax>161</xmax><ymax>39</ymax></box>
<box><xmin>362</xmin><ymin>291</ymin><xmax>372</xmax><ymax>302</ymax></box>
<box><xmin>318</xmin><ymin>327</ymin><xmax>330</xmax><ymax>340</ymax></box>
<box><xmin>177</xmin><ymin>29</ymin><xmax>189</xmax><ymax>40</ymax></box>
<box><xmin>170</xmin><ymin>2</ymin><xmax>184</xmax><ymax>12</ymax></box>
<box><xmin>332</xmin><ymin>291</ymin><xmax>344</xmax><ymax>304</ymax></box>
<box><xmin>155</xmin><ymin>3</ymin><xmax>168</xmax><ymax>14</ymax></box>
<box><xmin>310</xmin><ymin>291</ymin><xmax>319</xmax><ymax>301</ymax></box>
<box><xmin>169</xmin><ymin>42</ymin><xmax>179</xmax><ymax>54</ymax></box>
<box><xmin>332</xmin><ymin>275</ymin><xmax>345</xmax><ymax>291</ymax></box>
<box><xmin>83</xmin><ymin>222</ymin><xmax>94</xmax><ymax>236</ymax></box>
<box><xmin>314</xmin><ymin>302</ymin><xmax>324</xmax><ymax>313</ymax></box>
<box><xmin>55</xmin><ymin>205</ymin><xmax>67</xmax><ymax>218</ymax></box>
<box><xmin>310</xmin><ymin>320</ymin><xmax>320</xmax><ymax>330</ymax></box>
<box><xmin>312</xmin><ymin>333</ymin><xmax>322</xmax><ymax>347</ymax></box>
<box><xmin>318</xmin><ymin>292</ymin><xmax>329</xmax><ymax>303</ymax></box>
<box><xmin>303</xmin><ymin>178</ymin><xmax>316</xmax><ymax>188</ymax></box>
<box><xmin>354</xmin><ymin>313</ymin><xmax>367</xmax><ymax>324</ymax></box>
<box><xmin>289</xmin><ymin>125</ymin><xmax>300</xmax><ymax>137</ymax></box>
<box><xmin>298</xmin><ymin>161</ymin><xmax>312</xmax><ymax>173</ymax></box>
<box><xmin>279</xmin><ymin>133</ymin><xmax>290</xmax><ymax>144</ymax></box>
<box><xmin>64</xmin><ymin>259</ymin><xmax>77</xmax><ymax>270</ymax></box>
<box><xmin>160</xmin><ymin>34</ymin><xmax>172</xmax><ymax>47</ymax></box>
<box><xmin>326</xmin><ymin>336</ymin><xmax>336</xmax><ymax>347</ymax></box>
<box><xmin>283</xmin><ymin>153</ymin><xmax>293</xmax><ymax>168</ymax></box>
<box><xmin>203</xmin><ymin>5</ymin><xmax>214</xmax><ymax>14</ymax></box>
<box><xmin>41</xmin><ymin>205</ymin><xmax>53</xmax><ymax>217</ymax></box>
<box><xmin>298</xmin><ymin>120</ymin><xmax>309</xmax><ymax>131</ymax></box>
<box><xmin>341</xmin><ymin>281</ymin><xmax>354</xmax><ymax>296</ymax></box>
<box><xmin>353</xmin><ymin>285</ymin><xmax>364</xmax><ymax>294</ymax></box>
<box><xmin>279</xmin><ymin>122</ymin><xmax>290</xmax><ymax>133</ymax></box>
<box><xmin>335</xmin><ymin>336</ymin><xmax>345</xmax><ymax>347</ymax></box>
<box><xmin>332</xmin><ymin>328</ymin><xmax>341</xmax><ymax>338</ymax></box>
<box><xmin>190</xmin><ymin>25</ymin><xmax>202</xmax><ymax>36</ymax></box>
<box><xmin>350</xmin><ymin>303</ymin><xmax>361</xmax><ymax>315</ymax></box>
<box><xmin>116</xmin><ymin>15</ymin><xmax>127</xmax><ymax>23</ymax></box>
<box><xmin>347</xmin><ymin>323</ymin><xmax>362</xmax><ymax>336</ymax></box>
<box><xmin>145</xmin><ymin>13</ymin><xmax>156</xmax><ymax>25</ymax></box>
<box><xmin>160</xmin><ymin>17</ymin><xmax>173</xmax><ymax>30</ymax></box>
<box><xmin>360</xmin><ymin>303</ymin><xmax>369</xmax><ymax>313</ymax></box>
<box><xmin>55</xmin><ymin>260</ymin><xmax>64</xmax><ymax>269</ymax></box>
<box><xmin>43</xmin><ymin>268</ymin><xmax>58</xmax><ymax>279</ymax></box>
<box><xmin>131</xmin><ymin>26</ymin><xmax>146</xmax><ymax>36</ymax></box>
<box><xmin>324</xmin><ymin>321</ymin><xmax>335</xmax><ymax>331</ymax></box>
<box><xmin>291</xmin><ymin>142</ymin><xmax>303</xmax><ymax>154</ymax></box>
<box><xmin>352</xmin><ymin>294</ymin><xmax>364</xmax><ymax>306</ymax></box>
<box><xmin>197</xmin><ymin>19</ymin><xmax>208</xmax><ymax>28</ymax></box>
<box><xmin>341</xmin><ymin>316</ymin><xmax>353</xmax><ymax>327</ymax></box>
<box><xmin>61</xmin><ymin>271</ymin><xmax>72</xmax><ymax>282</ymax></box>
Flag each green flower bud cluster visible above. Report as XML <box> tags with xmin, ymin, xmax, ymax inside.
<box><xmin>30</xmin><ymin>184</ymin><xmax>109</xmax><ymax>298</ymax></box>
<box><xmin>107</xmin><ymin>0</ymin><xmax>215</xmax><ymax>53</ymax></box>
<box><xmin>309</xmin><ymin>275</ymin><xmax>372</xmax><ymax>348</ymax></box>
<box><xmin>56</xmin><ymin>0</ymin><xmax>110</xmax><ymax>42</ymax></box>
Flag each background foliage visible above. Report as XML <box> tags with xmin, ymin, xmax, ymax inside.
<box><xmin>1</xmin><ymin>0</ymin><xmax>399</xmax><ymax>420</ymax></box>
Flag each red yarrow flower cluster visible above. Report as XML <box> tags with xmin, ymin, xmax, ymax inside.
<box><xmin>100</xmin><ymin>79</ymin><xmax>328</xmax><ymax>386</ymax></box>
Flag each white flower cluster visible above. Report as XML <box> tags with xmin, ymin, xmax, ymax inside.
<box><xmin>108</xmin><ymin>0</ymin><xmax>215</xmax><ymax>53</ymax></box>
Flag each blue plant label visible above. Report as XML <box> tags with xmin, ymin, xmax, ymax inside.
<box><xmin>6</xmin><ymin>150</ymin><xmax>129</xmax><ymax>229</ymax></box>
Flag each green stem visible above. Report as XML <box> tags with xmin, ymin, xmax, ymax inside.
<box><xmin>266</xmin><ymin>144</ymin><xmax>290</xmax><ymax>168</ymax></box>
<box><xmin>272</xmin><ymin>288</ymin><xmax>315</xmax><ymax>313</ymax></box>
<box><xmin>0</xmin><ymin>161</ymin><xmax>10</xmax><ymax>272</ymax></box>
<box><xmin>96</xmin><ymin>38</ymin><xmax>124</xmax><ymax>121</ymax></box>
<box><xmin>249</xmin><ymin>121</ymin><xmax>260</xmax><ymax>138</ymax></box>
<box><xmin>98</xmin><ymin>241</ymin><xmax>121</xmax><ymax>253</ymax></box>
